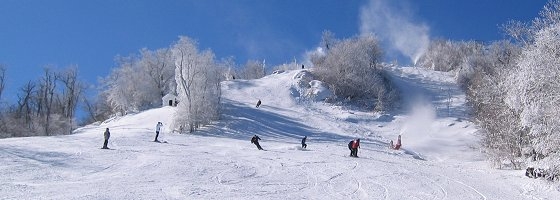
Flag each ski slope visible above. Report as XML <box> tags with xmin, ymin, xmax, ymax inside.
<box><xmin>1</xmin><ymin>67</ymin><xmax>559</xmax><ymax>199</ymax></box>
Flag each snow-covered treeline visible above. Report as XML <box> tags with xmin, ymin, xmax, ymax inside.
<box><xmin>92</xmin><ymin>31</ymin><xmax>402</xmax><ymax>133</ymax></box>
<box><xmin>98</xmin><ymin>48</ymin><xmax>176</xmax><ymax>117</ymax></box>
<box><xmin>90</xmin><ymin>35</ymin><xmax>270</xmax><ymax>133</ymax></box>
<box><xmin>417</xmin><ymin>0</ymin><xmax>560</xmax><ymax>180</ymax></box>
<box><xmin>310</xmin><ymin>31</ymin><xmax>399</xmax><ymax>111</ymax></box>
<box><xmin>0</xmin><ymin>66</ymin><xmax>82</xmax><ymax>138</ymax></box>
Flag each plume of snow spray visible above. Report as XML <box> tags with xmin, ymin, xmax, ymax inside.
<box><xmin>359</xmin><ymin>0</ymin><xmax>430</xmax><ymax>65</ymax></box>
<box><xmin>400</xmin><ymin>101</ymin><xmax>436</xmax><ymax>142</ymax></box>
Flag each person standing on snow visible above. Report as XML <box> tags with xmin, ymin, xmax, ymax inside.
<box><xmin>349</xmin><ymin>139</ymin><xmax>360</xmax><ymax>157</ymax></box>
<box><xmin>154</xmin><ymin>122</ymin><xmax>163</xmax><ymax>142</ymax></box>
<box><xmin>301</xmin><ymin>136</ymin><xmax>307</xmax><ymax>149</ymax></box>
<box><xmin>251</xmin><ymin>135</ymin><xmax>263</xmax><ymax>150</ymax></box>
<box><xmin>102</xmin><ymin>128</ymin><xmax>111</xmax><ymax>149</ymax></box>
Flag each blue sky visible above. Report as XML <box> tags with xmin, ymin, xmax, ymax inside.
<box><xmin>0</xmin><ymin>0</ymin><xmax>548</xmax><ymax>102</ymax></box>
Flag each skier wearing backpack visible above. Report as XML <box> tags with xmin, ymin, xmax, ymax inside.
<box><xmin>348</xmin><ymin>139</ymin><xmax>356</xmax><ymax>157</ymax></box>
<box><xmin>352</xmin><ymin>139</ymin><xmax>360</xmax><ymax>158</ymax></box>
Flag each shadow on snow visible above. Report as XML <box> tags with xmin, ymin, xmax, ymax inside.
<box><xmin>195</xmin><ymin>99</ymin><xmax>356</xmax><ymax>144</ymax></box>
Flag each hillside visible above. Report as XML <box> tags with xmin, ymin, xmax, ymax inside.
<box><xmin>1</xmin><ymin>67</ymin><xmax>559</xmax><ymax>199</ymax></box>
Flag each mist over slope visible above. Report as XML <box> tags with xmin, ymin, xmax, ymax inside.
<box><xmin>1</xmin><ymin>67</ymin><xmax>559</xmax><ymax>199</ymax></box>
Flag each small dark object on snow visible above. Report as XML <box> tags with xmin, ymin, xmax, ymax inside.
<box><xmin>256</xmin><ymin>99</ymin><xmax>262</xmax><ymax>108</ymax></box>
<box><xmin>301</xmin><ymin>136</ymin><xmax>307</xmax><ymax>149</ymax></box>
<box><xmin>526</xmin><ymin>167</ymin><xmax>558</xmax><ymax>181</ymax></box>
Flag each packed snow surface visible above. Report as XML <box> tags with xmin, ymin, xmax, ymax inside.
<box><xmin>1</xmin><ymin>67</ymin><xmax>559</xmax><ymax>199</ymax></box>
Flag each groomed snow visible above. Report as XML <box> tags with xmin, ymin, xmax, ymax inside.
<box><xmin>1</xmin><ymin>67</ymin><xmax>559</xmax><ymax>199</ymax></box>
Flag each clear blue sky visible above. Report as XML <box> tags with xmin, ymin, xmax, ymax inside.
<box><xmin>0</xmin><ymin>0</ymin><xmax>547</xmax><ymax>102</ymax></box>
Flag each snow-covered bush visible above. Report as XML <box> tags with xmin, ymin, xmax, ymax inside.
<box><xmin>417</xmin><ymin>40</ymin><xmax>485</xmax><ymax>74</ymax></box>
<box><xmin>311</xmin><ymin>34</ymin><xmax>397</xmax><ymax>111</ymax></box>
<box><xmin>239</xmin><ymin>60</ymin><xmax>265</xmax><ymax>80</ymax></box>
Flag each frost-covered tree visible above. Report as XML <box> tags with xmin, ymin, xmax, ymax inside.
<box><xmin>37</xmin><ymin>68</ymin><xmax>57</xmax><ymax>136</ymax></box>
<box><xmin>103</xmin><ymin>56</ymin><xmax>144</xmax><ymax>115</ymax></box>
<box><xmin>312</xmin><ymin>34</ymin><xmax>397</xmax><ymax>111</ymax></box>
<box><xmin>507</xmin><ymin>23</ymin><xmax>560</xmax><ymax>173</ymax></box>
<box><xmin>417</xmin><ymin>39</ymin><xmax>485</xmax><ymax>74</ymax></box>
<box><xmin>240</xmin><ymin>60</ymin><xmax>265</xmax><ymax>80</ymax></box>
<box><xmin>465</xmin><ymin>40</ymin><xmax>525</xmax><ymax>168</ymax></box>
<box><xmin>57</xmin><ymin>67</ymin><xmax>83</xmax><ymax>134</ymax></box>
<box><xmin>218</xmin><ymin>57</ymin><xmax>238</xmax><ymax>81</ymax></box>
<box><xmin>464</xmin><ymin>0</ymin><xmax>560</xmax><ymax>175</ymax></box>
<box><xmin>320</xmin><ymin>30</ymin><xmax>338</xmax><ymax>51</ymax></box>
<box><xmin>171</xmin><ymin>36</ymin><xmax>221</xmax><ymax>133</ymax></box>
<box><xmin>102</xmin><ymin>48</ymin><xmax>176</xmax><ymax>115</ymax></box>
<box><xmin>0</xmin><ymin>66</ymin><xmax>83</xmax><ymax>138</ymax></box>
<box><xmin>139</xmin><ymin>48</ymin><xmax>175</xmax><ymax>98</ymax></box>
<box><xmin>499</xmin><ymin>0</ymin><xmax>560</xmax><ymax>177</ymax></box>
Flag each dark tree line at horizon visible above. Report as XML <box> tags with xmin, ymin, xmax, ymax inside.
<box><xmin>0</xmin><ymin>66</ymin><xmax>82</xmax><ymax>138</ymax></box>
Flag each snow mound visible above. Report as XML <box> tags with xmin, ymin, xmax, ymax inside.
<box><xmin>292</xmin><ymin>70</ymin><xmax>333</xmax><ymax>101</ymax></box>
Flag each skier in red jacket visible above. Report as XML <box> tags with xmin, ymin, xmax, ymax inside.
<box><xmin>349</xmin><ymin>139</ymin><xmax>360</xmax><ymax>157</ymax></box>
<box><xmin>390</xmin><ymin>135</ymin><xmax>402</xmax><ymax>150</ymax></box>
<box><xmin>394</xmin><ymin>135</ymin><xmax>401</xmax><ymax>150</ymax></box>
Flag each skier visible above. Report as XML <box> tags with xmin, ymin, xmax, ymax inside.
<box><xmin>102</xmin><ymin>128</ymin><xmax>110</xmax><ymax>149</ymax></box>
<box><xmin>301</xmin><ymin>136</ymin><xmax>307</xmax><ymax>149</ymax></box>
<box><xmin>351</xmin><ymin>139</ymin><xmax>360</xmax><ymax>157</ymax></box>
<box><xmin>154</xmin><ymin>122</ymin><xmax>163</xmax><ymax>142</ymax></box>
<box><xmin>251</xmin><ymin>135</ymin><xmax>263</xmax><ymax>150</ymax></box>
<box><xmin>394</xmin><ymin>135</ymin><xmax>402</xmax><ymax>150</ymax></box>
<box><xmin>256</xmin><ymin>99</ymin><xmax>262</xmax><ymax>108</ymax></box>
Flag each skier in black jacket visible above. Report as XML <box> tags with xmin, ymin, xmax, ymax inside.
<box><xmin>102</xmin><ymin>128</ymin><xmax>110</xmax><ymax>149</ymax></box>
<box><xmin>301</xmin><ymin>136</ymin><xmax>307</xmax><ymax>149</ymax></box>
<box><xmin>348</xmin><ymin>140</ymin><xmax>353</xmax><ymax>156</ymax></box>
<box><xmin>251</xmin><ymin>135</ymin><xmax>263</xmax><ymax>150</ymax></box>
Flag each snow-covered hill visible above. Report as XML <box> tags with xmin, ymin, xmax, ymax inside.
<box><xmin>1</xmin><ymin>67</ymin><xmax>559</xmax><ymax>199</ymax></box>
